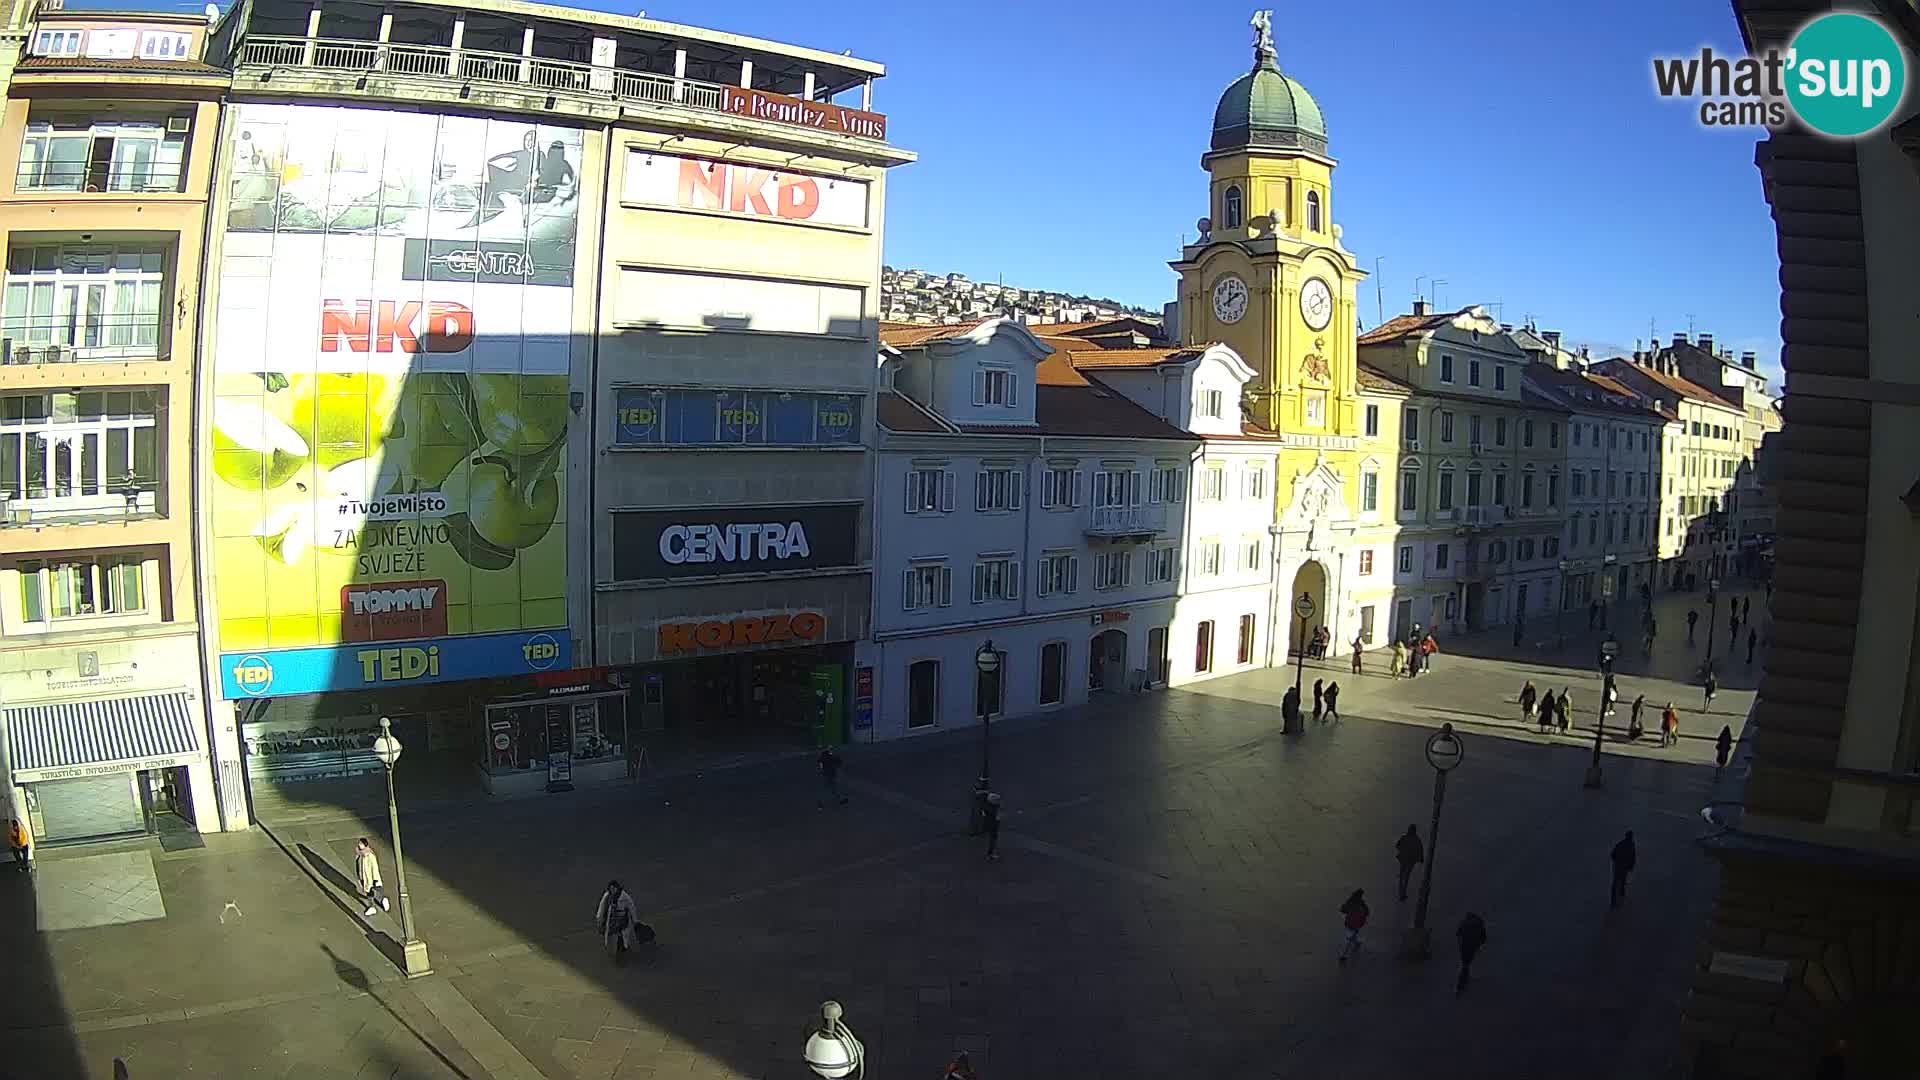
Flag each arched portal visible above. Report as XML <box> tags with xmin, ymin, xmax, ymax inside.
<box><xmin>1286</xmin><ymin>559</ymin><xmax>1330</xmax><ymax>661</ymax></box>
<box><xmin>1089</xmin><ymin>628</ymin><xmax>1129</xmax><ymax>692</ymax></box>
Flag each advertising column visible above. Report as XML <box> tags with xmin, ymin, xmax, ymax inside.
<box><xmin>205</xmin><ymin>104</ymin><xmax>583</xmax><ymax>796</ymax></box>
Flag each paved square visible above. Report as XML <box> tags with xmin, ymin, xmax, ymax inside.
<box><xmin>33</xmin><ymin>851</ymin><xmax>166</xmax><ymax>932</ymax></box>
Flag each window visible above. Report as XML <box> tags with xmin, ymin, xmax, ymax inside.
<box><xmin>1434</xmin><ymin>542</ymin><xmax>1451</xmax><ymax>570</ymax></box>
<box><xmin>974</xmin><ymin>466</ymin><xmax>1022</xmax><ymax>512</ymax></box>
<box><xmin>1495</xmin><ymin>416</ymin><xmax>1508</xmax><ymax>446</ymax></box>
<box><xmin>1145</xmin><ymin>545</ymin><xmax>1178</xmax><ymax>584</ymax></box>
<box><xmin>1359</xmin><ymin>549</ymin><xmax>1374</xmax><ymax>575</ymax></box>
<box><xmin>1588</xmin><ymin>516</ymin><xmax>1598</xmax><ymax>545</ymax></box>
<box><xmin>18</xmin><ymin>555</ymin><xmax>145</xmax><ymax>621</ymax></box>
<box><xmin>1243</xmin><ymin>466</ymin><xmax>1266</xmax><ymax>501</ymax></box>
<box><xmin>904</xmin><ymin>466</ymin><xmax>951</xmax><ymax>513</ymax></box>
<box><xmin>1041</xmin><ymin>465</ymin><xmax>1080</xmax><ymax>509</ymax></box>
<box><xmin>1039</xmin><ymin>642</ymin><xmax>1066</xmax><ymax>706</ymax></box>
<box><xmin>1199</xmin><ymin>540</ymin><xmax>1222</xmax><ymax>576</ymax></box>
<box><xmin>1236</xmin><ymin>614</ymin><xmax>1256</xmax><ymax>665</ymax></box>
<box><xmin>1521</xmin><ymin>471</ymin><xmax>1535</xmax><ymax>508</ymax></box>
<box><xmin>1466</xmin><ymin>470</ymin><xmax>1482</xmax><ymax>507</ymax></box>
<box><xmin>972</xmin><ymin>556</ymin><xmax>1019</xmax><ymax>603</ymax></box>
<box><xmin>1441</xmin><ymin>411</ymin><xmax>1455</xmax><ymax>442</ymax></box>
<box><xmin>1397</xmin><ymin>546</ymin><xmax>1413</xmax><ymax>573</ymax></box>
<box><xmin>1543</xmin><ymin>537</ymin><xmax>1560</xmax><ymax>558</ymax></box>
<box><xmin>1037</xmin><ymin>552</ymin><xmax>1077</xmax><ymax>597</ymax></box>
<box><xmin>975</xmin><ymin>367</ymin><xmax>1016</xmax><ymax>407</ymax></box>
<box><xmin>1549</xmin><ymin>422</ymin><xmax>1560</xmax><ymax>449</ymax></box>
<box><xmin>1304</xmin><ymin>393</ymin><xmax>1325</xmax><ymax>427</ymax></box>
<box><xmin>1241</xmin><ymin>537</ymin><xmax>1262</xmax><ymax>571</ymax></box>
<box><xmin>5</xmin><ymin>245</ymin><xmax>168</xmax><ymax>361</ymax></box>
<box><xmin>1358</xmin><ymin>605</ymin><xmax>1376</xmax><ymax>644</ymax></box>
<box><xmin>0</xmin><ymin>390</ymin><xmax>161</xmax><ymax>516</ymax></box>
<box><xmin>1361</xmin><ymin>470</ymin><xmax>1379</xmax><ymax>513</ymax></box>
<box><xmin>1589</xmin><ymin>469</ymin><xmax>1599</xmax><ymax>495</ymax></box>
<box><xmin>1493</xmin><ymin>472</ymin><xmax>1507</xmax><ymax>506</ymax></box>
<box><xmin>1196</xmin><ymin>620</ymin><xmax>1216</xmax><ymax>673</ymax></box>
<box><xmin>1439</xmin><ymin>354</ymin><xmax>1455</xmax><ymax>383</ymax></box>
<box><xmin>1606</xmin><ymin>513</ymin><xmax>1617</xmax><ymax>544</ymax></box>
<box><xmin>1149</xmin><ymin>464</ymin><xmax>1183</xmax><ymax>504</ymax></box>
<box><xmin>17</xmin><ymin>119</ymin><xmax>186</xmax><ymax>193</ymax></box>
<box><xmin>1517</xmin><ymin>539</ymin><xmax>1534</xmax><ymax>561</ymax></box>
<box><xmin>1494</xmin><ymin>366</ymin><xmax>1507</xmax><ymax>391</ymax></box>
<box><xmin>902</xmin><ymin>562</ymin><xmax>953</xmax><ymax>610</ymax></box>
<box><xmin>1523</xmin><ymin>418</ymin><xmax>1535</xmax><ymax>448</ymax></box>
<box><xmin>1567</xmin><ymin>515</ymin><xmax>1580</xmax><ymax>550</ymax></box>
<box><xmin>1200</xmin><ymin>467</ymin><xmax>1226</xmax><ymax>501</ymax></box>
<box><xmin>1572</xmin><ymin>471</ymin><xmax>1585</xmax><ymax>498</ymax></box>
<box><xmin>1641</xmin><ymin>470</ymin><xmax>1650</xmax><ymax>496</ymax></box>
<box><xmin>1400</xmin><ymin>468</ymin><xmax>1419</xmax><ymax>512</ymax></box>
<box><xmin>1403</xmin><ymin>407</ymin><xmax>1420</xmax><ymax>441</ymax></box>
<box><xmin>1092</xmin><ymin>468</ymin><xmax>1138</xmax><ymax>508</ymax></box>
<box><xmin>33</xmin><ymin>30</ymin><xmax>82</xmax><ymax>56</ymax></box>
<box><xmin>140</xmin><ymin>33</ymin><xmax>192</xmax><ymax>59</ymax></box>
<box><xmin>1573</xmin><ymin>424</ymin><xmax>1582</xmax><ymax>447</ymax></box>
<box><xmin>907</xmin><ymin>660</ymin><xmax>939</xmax><ymax>729</ymax></box>
<box><xmin>1641</xmin><ymin>432</ymin><xmax>1649</xmax><ymax>452</ymax></box>
<box><xmin>1437</xmin><ymin>467</ymin><xmax>1455</xmax><ymax>511</ymax></box>
<box><xmin>1607</xmin><ymin>471</ymin><xmax>1617</xmax><ymax>497</ymax></box>
<box><xmin>1609</xmin><ymin>427</ymin><xmax>1619</xmax><ymax>450</ymax></box>
<box><xmin>1223</xmin><ymin>185</ymin><xmax>1243</xmax><ymax>229</ymax></box>
<box><xmin>1094</xmin><ymin>550</ymin><xmax>1132</xmax><ymax>590</ymax></box>
<box><xmin>1305</xmin><ymin>189</ymin><xmax>1322</xmax><ymax>232</ymax></box>
<box><xmin>1469</xmin><ymin>415</ymin><xmax>1482</xmax><ymax>446</ymax></box>
<box><xmin>1548</xmin><ymin>471</ymin><xmax>1559</xmax><ymax>507</ymax></box>
<box><xmin>1364</xmin><ymin>404</ymin><xmax>1380</xmax><ymax>437</ymax></box>
<box><xmin>1198</xmin><ymin>388</ymin><xmax>1224</xmax><ymax>418</ymax></box>
<box><xmin>1468</xmin><ymin>358</ymin><xmax>1482</xmax><ymax>387</ymax></box>
<box><xmin>1488</xmin><ymin>540</ymin><xmax>1507</xmax><ymax>563</ymax></box>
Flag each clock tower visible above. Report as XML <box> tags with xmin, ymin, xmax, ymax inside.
<box><xmin>1169</xmin><ymin>11</ymin><xmax>1368</xmax><ymax>438</ymax></box>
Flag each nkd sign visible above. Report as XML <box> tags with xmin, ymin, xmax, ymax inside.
<box><xmin>623</xmin><ymin>151</ymin><xmax>869</xmax><ymax>228</ymax></box>
<box><xmin>610</xmin><ymin>503</ymin><xmax>859</xmax><ymax>582</ymax></box>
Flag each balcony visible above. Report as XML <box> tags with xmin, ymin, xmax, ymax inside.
<box><xmin>1458</xmin><ymin>505</ymin><xmax>1492</xmax><ymax>529</ymax></box>
<box><xmin>15</xmin><ymin>161</ymin><xmax>186</xmax><ymax>195</ymax></box>
<box><xmin>1084</xmin><ymin>504</ymin><xmax>1167</xmax><ymax>539</ymax></box>
<box><xmin>1</xmin><ymin>487</ymin><xmax>160</xmax><ymax>526</ymax></box>
<box><xmin>237</xmin><ymin>36</ymin><xmax>891</xmax><ymax>144</ymax></box>
<box><xmin>2</xmin><ymin>315</ymin><xmax>167</xmax><ymax>366</ymax></box>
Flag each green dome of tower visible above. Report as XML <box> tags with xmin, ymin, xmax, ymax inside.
<box><xmin>1211</xmin><ymin>35</ymin><xmax>1327</xmax><ymax>155</ymax></box>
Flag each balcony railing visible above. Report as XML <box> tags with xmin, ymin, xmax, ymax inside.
<box><xmin>1085</xmin><ymin>504</ymin><xmax>1167</xmax><ymax>538</ymax></box>
<box><xmin>2</xmin><ymin>320</ymin><xmax>166</xmax><ymax>365</ymax></box>
<box><xmin>15</xmin><ymin>164</ymin><xmax>186</xmax><ymax>195</ymax></box>
<box><xmin>238</xmin><ymin>36</ymin><xmax>863</xmax><ymax>138</ymax></box>
<box><xmin>0</xmin><ymin>488</ymin><xmax>160</xmax><ymax>526</ymax></box>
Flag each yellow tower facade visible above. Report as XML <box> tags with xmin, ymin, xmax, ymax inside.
<box><xmin>1170</xmin><ymin>13</ymin><xmax>1403</xmax><ymax>663</ymax></box>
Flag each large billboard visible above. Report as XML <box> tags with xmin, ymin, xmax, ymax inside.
<box><xmin>209</xmin><ymin>103</ymin><xmax>579</xmax><ymax>698</ymax></box>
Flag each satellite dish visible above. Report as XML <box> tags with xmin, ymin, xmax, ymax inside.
<box><xmin>204</xmin><ymin>3</ymin><xmax>219</xmax><ymax>20</ymax></box>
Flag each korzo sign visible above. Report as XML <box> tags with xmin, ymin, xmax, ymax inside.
<box><xmin>611</xmin><ymin>503</ymin><xmax>858</xmax><ymax>582</ymax></box>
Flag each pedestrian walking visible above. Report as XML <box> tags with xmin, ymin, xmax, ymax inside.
<box><xmin>1390</xmin><ymin>640</ymin><xmax>1406</xmax><ymax>678</ymax></box>
<box><xmin>1588</xmin><ymin>600</ymin><xmax>1600</xmax><ymax>629</ymax></box>
<box><xmin>1351</xmin><ymin>636</ymin><xmax>1364</xmax><ymax>674</ymax></box>
<box><xmin>1746</xmin><ymin>627</ymin><xmax>1757</xmax><ymax>666</ymax></box>
<box><xmin>1421</xmin><ymin>632</ymin><xmax>1439</xmax><ymax>672</ymax></box>
<box><xmin>1281</xmin><ymin>684</ymin><xmax>1301</xmax><ymax>728</ymax></box>
<box><xmin>1742</xmin><ymin>596</ymin><xmax>1752</xmax><ymax>621</ymax></box>
<box><xmin>1406</xmin><ymin>645</ymin><xmax>1422</xmax><ymax>678</ymax></box>
<box><xmin>1556</xmin><ymin>688</ymin><xmax>1572</xmax><ymax>734</ymax></box>
<box><xmin>816</xmin><ymin>745</ymin><xmax>847</xmax><ymax>807</ymax></box>
<box><xmin>354</xmin><ymin>837</ymin><xmax>390</xmax><ymax>918</ymax></box>
<box><xmin>1312</xmin><ymin>678</ymin><xmax>1325</xmax><ymax>722</ymax></box>
<box><xmin>1716</xmin><ymin>725</ymin><xmax>1734</xmax><ymax>769</ymax></box>
<box><xmin>1686</xmin><ymin>608</ymin><xmax>1698</xmax><ymax>643</ymax></box>
<box><xmin>943</xmin><ymin>1051</ymin><xmax>980</xmax><ymax>1080</ymax></box>
<box><xmin>1629</xmin><ymin>694</ymin><xmax>1647</xmax><ymax>740</ymax></box>
<box><xmin>1609</xmin><ymin>830</ymin><xmax>1637</xmax><ymax>908</ymax></box>
<box><xmin>982</xmin><ymin>792</ymin><xmax>1002</xmax><ymax>861</ymax></box>
<box><xmin>1662</xmin><ymin>702</ymin><xmax>1680</xmax><ymax>747</ymax></box>
<box><xmin>1535</xmin><ymin>689</ymin><xmax>1555</xmax><ymax>733</ymax></box>
<box><xmin>6</xmin><ymin>816</ymin><xmax>28</xmax><ymax>872</ymax></box>
<box><xmin>1324</xmin><ymin>680</ymin><xmax>1341</xmax><ymax>721</ymax></box>
<box><xmin>1394</xmin><ymin>825</ymin><xmax>1424</xmax><ymax>902</ymax></box>
<box><xmin>1454</xmin><ymin>912</ymin><xmax>1488</xmax><ymax>993</ymax></box>
<box><xmin>1703</xmin><ymin>668</ymin><xmax>1718</xmax><ymax>713</ymax></box>
<box><xmin>594</xmin><ymin>879</ymin><xmax>643</xmax><ymax>960</ymax></box>
<box><xmin>1337</xmin><ymin>888</ymin><xmax>1370</xmax><ymax>964</ymax></box>
<box><xmin>1602</xmin><ymin>679</ymin><xmax>1618</xmax><ymax>718</ymax></box>
<box><xmin>1518</xmin><ymin>680</ymin><xmax>1537</xmax><ymax>725</ymax></box>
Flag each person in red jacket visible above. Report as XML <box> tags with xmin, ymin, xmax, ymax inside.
<box><xmin>1338</xmin><ymin>888</ymin><xmax>1370</xmax><ymax>964</ymax></box>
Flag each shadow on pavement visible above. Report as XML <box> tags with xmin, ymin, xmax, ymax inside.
<box><xmin>320</xmin><ymin>943</ymin><xmax>471</xmax><ymax>1078</ymax></box>
<box><xmin>0</xmin><ymin>862</ymin><xmax>86</xmax><ymax>1080</ymax></box>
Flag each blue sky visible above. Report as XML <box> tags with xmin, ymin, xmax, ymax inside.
<box><xmin>117</xmin><ymin>0</ymin><xmax>1781</xmax><ymax>376</ymax></box>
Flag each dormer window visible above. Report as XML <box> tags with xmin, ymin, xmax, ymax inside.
<box><xmin>1223</xmin><ymin>186</ymin><xmax>1243</xmax><ymax>229</ymax></box>
<box><xmin>1198</xmin><ymin>388</ymin><xmax>1224</xmax><ymax>419</ymax></box>
<box><xmin>1305</xmin><ymin>190</ymin><xmax>1323</xmax><ymax>232</ymax></box>
<box><xmin>975</xmin><ymin>367</ymin><xmax>1016</xmax><ymax>407</ymax></box>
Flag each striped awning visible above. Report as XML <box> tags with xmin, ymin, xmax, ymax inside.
<box><xmin>4</xmin><ymin>691</ymin><xmax>203</xmax><ymax>780</ymax></box>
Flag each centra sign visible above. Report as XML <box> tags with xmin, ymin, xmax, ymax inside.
<box><xmin>611</xmin><ymin>503</ymin><xmax>858</xmax><ymax>582</ymax></box>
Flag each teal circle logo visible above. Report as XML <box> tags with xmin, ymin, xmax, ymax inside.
<box><xmin>1786</xmin><ymin>13</ymin><xmax>1907</xmax><ymax>137</ymax></box>
<box><xmin>232</xmin><ymin>655</ymin><xmax>275</xmax><ymax>696</ymax></box>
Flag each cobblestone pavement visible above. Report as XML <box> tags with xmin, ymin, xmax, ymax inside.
<box><xmin>0</xmin><ymin>619</ymin><xmax>1745</xmax><ymax>1079</ymax></box>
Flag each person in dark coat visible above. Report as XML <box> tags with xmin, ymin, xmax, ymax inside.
<box><xmin>1281</xmin><ymin>685</ymin><xmax>1301</xmax><ymax>728</ymax></box>
<box><xmin>1715</xmin><ymin>725</ymin><xmax>1734</xmax><ymax>769</ymax></box>
<box><xmin>1536</xmin><ymin>689</ymin><xmax>1556</xmax><ymax>734</ymax></box>
<box><xmin>1454</xmin><ymin>912</ymin><xmax>1488</xmax><ymax>993</ymax></box>
<box><xmin>1394</xmin><ymin>825</ymin><xmax>1424</xmax><ymax>901</ymax></box>
<box><xmin>1629</xmin><ymin>694</ymin><xmax>1647</xmax><ymax>740</ymax></box>
<box><xmin>1703</xmin><ymin>668</ymin><xmax>1718</xmax><ymax>712</ymax></box>
<box><xmin>1338</xmin><ymin>888</ymin><xmax>1370</xmax><ymax>964</ymax></box>
<box><xmin>1686</xmin><ymin>609</ymin><xmax>1698</xmax><ymax>643</ymax></box>
<box><xmin>1312</xmin><ymin>678</ymin><xmax>1325</xmax><ymax>722</ymax></box>
<box><xmin>1746</xmin><ymin>626</ymin><xmax>1758</xmax><ymax>665</ymax></box>
<box><xmin>1518</xmin><ymin>680</ymin><xmax>1537</xmax><ymax>725</ymax></box>
<box><xmin>981</xmin><ymin>792</ymin><xmax>1002</xmax><ymax>861</ymax></box>
<box><xmin>816</xmin><ymin>746</ymin><xmax>847</xmax><ymax>807</ymax></box>
<box><xmin>1610</xmin><ymin>830</ymin><xmax>1637</xmax><ymax>908</ymax></box>
<box><xmin>1324</xmin><ymin>681</ymin><xmax>1341</xmax><ymax>721</ymax></box>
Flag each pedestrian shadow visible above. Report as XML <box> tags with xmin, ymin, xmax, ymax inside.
<box><xmin>319</xmin><ymin>944</ymin><xmax>470</xmax><ymax>1078</ymax></box>
<box><xmin>298</xmin><ymin>842</ymin><xmax>361</xmax><ymax>901</ymax></box>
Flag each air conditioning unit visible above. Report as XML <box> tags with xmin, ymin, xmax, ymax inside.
<box><xmin>1403</xmin><ymin>436</ymin><xmax>1421</xmax><ymax>450</ymax></box>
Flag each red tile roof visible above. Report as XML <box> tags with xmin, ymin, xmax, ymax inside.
<box><xmin>1597</xmin><ymin>359</ymin><xmax>1741</xmax><ymax>410</ymax></box>
<box><xmin>1061</xmin><ymin>346</ymin><xmax>1202</xmax><ymax>370</ymax></box>
<box><xmin>18</xmin><ymin>56</ymin><xmax>225</xmax><ymax>75</ymax></box>
<box><xmin>1031</xmin><ymin>384</ymin><xmax>1193</xmax><ymax>440</ymax></box>
<box><xmin>1356</xmin><ymin>309</ymin><xmax>1467</xmax><ymax>345</ymax></box>
<box><xmin>875</xmin><ymin>390</ymin><xmax>952</xmax><ymax>434</ymax></box>
<box><xmin>878</xmin><ymin>320</ymin><xmax>989</xmax><ymax>348</ymax></box>
<box><xmin>1356</xmin><ymin>363</ymin><xmax>1414</xmax><ymax>393</ymax></box>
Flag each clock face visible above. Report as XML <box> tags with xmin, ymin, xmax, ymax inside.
<box><xmin>1212</xmin><ymin>275</ymin><xmax>1249</xmax><ymax>325</ymax></box>
<box><xmin>1300</xmin><ymin>277</ymin><xmax>1334</xmax><ymax>331</ymax></box>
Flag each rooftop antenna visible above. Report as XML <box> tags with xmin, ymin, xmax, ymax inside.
<box><xmin>1373</xmin><ymin>256</ymin><xmax>1387</xmax><ymax>326</ymax></box>
<box><xmin>1686</xmin><ymin>313</ymin><xmax>1696</xmax><ymax>338</ymax></box>
<box><xmin>1432</xmin><ymin>279</ymin><xmax>1449</xmax><ymax>310</ymax></box>
<box><xmin>1414</xmin><ymin>275</ymin><xmax>1428</xmax><ymax>305</ymax></box>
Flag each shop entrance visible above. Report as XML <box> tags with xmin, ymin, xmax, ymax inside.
<box><xmin>22</xmin><ymin>764</ymin><xmax>198</xmax><ymax>846</ymax></box>
<box><xmin>1088</xmin><ymin>629</ymin><xmax>1127</xmax><ymax>692</ymax></box>
<box><xmin>633</xmin><ymin>644</ymin><xmax>848</xmax><ymax>754</ymax></box>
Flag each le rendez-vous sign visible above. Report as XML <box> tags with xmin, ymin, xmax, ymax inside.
<box><xmin>719</xmin><ymin>86</ymin><xmax>887</xmax><ymax>142</ymax></box>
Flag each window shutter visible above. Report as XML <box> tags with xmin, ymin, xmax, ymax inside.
<box><xmin>1129</xmin><ymin>471</ymin><xmax>1143</xmax><ymax>506</ymax></box>
<box><xmin>902</xmin><ymin>569</ymin><xmax>916</xmax><ymax>610</ymax></box>
<box><xmin>973</xmin><ymin>370</ymin><xmax>986</xmax><ymax>406</ymax></box>
<box><xmin>972</xmin><ymin>562</ymin><xmax>985</xmax><ymax>603</ymax></box>
<box><xmin>1072</xmin><ymin>469</ymin><xmax>1084</xmax><ymax>507</ymax></box>
<box><xmin>1009</xmin><ymin>470</ymin><xmax>1023</xmax><ymax>509</ymax></box>
<box><xmin>939</xmin><ymin>566</ymin><xmax>953</xmax><ymax>607</ymax></box>
<box><xmin>941</xmin><ymin>470</ymin><xmax>955</xmax><ymax>512</ymax></box>
<box><xmin>904</xmin><ymin>471</ymin><xmax>918</xmax><ymax>513</ymax></box>
<box><xmin>1008</xmin><ymin>374</ymin><xmax>1018</xmax><ymax>407</ymax></box>
<box><xmin>1067</xmin><ymin>556</ymin><xmax>1078</xmax><ymax>594</ymax></box>
<box><xmin>975</xmin><ymin>471</ymin><xmax>989</xmax><ymax>512</ymax></box>
<box><xmin>1008</xmin><ymin>561</ymin><xmax>1020</xmax><ymax>599</ymax></box>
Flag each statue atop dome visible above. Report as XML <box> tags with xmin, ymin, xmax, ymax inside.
<box><xmin>1250</xmin><ymin>10</ymin><xmax>1276</xmax><ymax>65</ymax></box>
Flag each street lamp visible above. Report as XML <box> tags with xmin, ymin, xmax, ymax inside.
<box><xmin>370</xmin><ymin>717</ymin><xmax>430</xmax><ymax>977</ymax></box>
<box><xmin>803</xmin><ymin>1000</ymin><xmax>864</xmax><ymax>1079</ymax></box>
<box><xmin>1703</xmin><ymin>576</ymin><xmax>1722</xmax><ymax>670</ymax></box>
<box><xmin>970</xmin><ymin>640</ymin><xmax>999</xmax><ymax>835</ymax></box>
<box><xmin>1556</xmin><ymin>560</ymin><xmax>1571</xmax><ymax>647</ymax></box>
<box><xmin>1286</xmin><ymin>592</ymin><xmax>1315</xmax><ymax>735</ymax></box>
<box><xmin>1586</xmin><ymin>637</ymin><xmax>1620</xmax><ymax>790</ymax></box>
<box><xmin>1402</xmin><ymin>723</ymin><xmax>1464</xmax><ymax>960</ymax></box>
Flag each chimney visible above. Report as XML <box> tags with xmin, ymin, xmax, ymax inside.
<box><xmin>1697</xmin><ymin>333</ymin><xmax>1713</xmax><ymax>353</ymax></box>
<box><xmin>1672</xmin><ymin>332</ymin><xmax>1687</xmax><ymax>347</ymax></box>
<box><xmin>1413</xmin><ymin>299</ymin><xmax>1429</xmax><ymax>316</ymax></box>
<box><xmin>1543</xmin><ymin>330</ymin><xmax>1561</xmax><ymax>350</ymax></box>
<box><xmin>1740</xmin><ymin>350</ymin><xmax>1756</xmax><ymax>367</ymax></box>
<box><xmin>1500</xmin><ymin>323</ymin><xmax>1513</xmax><ymax>332</ymax></box>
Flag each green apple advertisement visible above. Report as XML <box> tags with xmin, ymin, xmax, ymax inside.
<box><xmin>210</xmin><ymin>103</ymin><xmax>579</xmax><ymax>698</ymax></box>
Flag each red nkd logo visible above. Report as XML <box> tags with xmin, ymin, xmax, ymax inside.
<box><xmin>339</xmin><ymin>579</ymin><xmax>450</xmax><ymax>642</ymax></box>
<box><xmin>320</xmin><ymin>300</ymin><xmax>475</xmax><ymax>353</ymax></box>
<box><xmin>676</xmin><ymin>159</ymin><xmax>821</xmax><ymax>221</ymax></box>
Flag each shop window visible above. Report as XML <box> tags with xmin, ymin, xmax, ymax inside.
<box><xmin>1196</xmin><ymin>619</ymin><xmax>1215</xmax><ymax>673</ymax></box>
<box><xmin>1039</xmin><ymin>642</ymin><xmax>1066</xmax><ymax>706</ymax></box>
<box><xmin>908</xmin><ymin>660</ymin><xmax>939</xmax><ymax>729</ymax></box>
<box><xmin>481</xmin><ymin>696</ymin><xmax>626</xmax><ymax>777</ymax></box>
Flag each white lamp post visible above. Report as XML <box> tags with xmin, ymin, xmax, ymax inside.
<box><xmin>802</xmin><ymin>1000</ymin><xmax>864</xmax><ymax>1079</ymax></box>
<box><xmin>970</xmin><ymin>640</ymin><xmax>1000</xmax><ymax>834</ymax></box>
<box><xmin>371</xmin><ymin>716</ymin><xmax>431</xmax><ymax>977</ymax></box>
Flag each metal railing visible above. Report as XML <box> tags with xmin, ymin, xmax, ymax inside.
<box><xmin>1</xmin><ymin>320</ymin><xmax>166</xmax><ymax>364</ymax></box>
<box><xmin>1085</xmin><ymin>505</ymin><xmax>1168</xmax><ymax>536</ymax></box>
<box><xmin>239</xmin><ymin>36</ymin><xmax>772</xmax><ymax>128</ymax></box>
<box><xmin>15</xmin><ymin>164</ymin><xmax>186</xmax><ymax>194</ymax></box>
<box><xmin>0</xmin><ymin>488</ymin><xmax>160</xmax><ymax>526</ymax></box>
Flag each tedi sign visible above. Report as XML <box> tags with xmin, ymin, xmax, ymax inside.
<box><xmin>611</xmin><ymin>503</ymin><xmax>859</xmax><ymax>581</ymax></box>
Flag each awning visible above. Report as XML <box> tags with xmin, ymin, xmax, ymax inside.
<box><xmin>4</xmin><ymin>691</ymin><xmax>205</xmax><ymax>782</ymax></box>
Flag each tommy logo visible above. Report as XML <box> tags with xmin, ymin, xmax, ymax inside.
<box><xmin>340</xmin><ymin>580</ymin><xmax>449</xmax><ymax>641</ymax></box>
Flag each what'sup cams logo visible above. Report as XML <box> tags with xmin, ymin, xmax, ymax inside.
<box><xmin>1654</xmin><ymin>12</ymin><xmax>1908</xmax><ymax>136</ymax></box>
